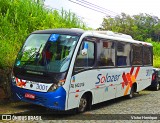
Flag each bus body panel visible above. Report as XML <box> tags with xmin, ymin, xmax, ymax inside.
<box><xmin>67</xmin><ymin>66</ymin><xmax>152</xmax><ymax>110</ymax></box>
<box><xmin>136</xmin><ymin>66</ymin><xmax>152</xmax><ymax>91</ymax></box>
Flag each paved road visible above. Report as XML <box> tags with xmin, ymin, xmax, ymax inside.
<box><xmin>0</xmin><ymin>89</ymin><xmax>160</xmax><ymax>122</ymax></box>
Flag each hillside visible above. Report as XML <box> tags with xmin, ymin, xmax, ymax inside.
<box><xmin>0</xmin><ymin>0</ymin><xmax>87</xmax><ymax>69</ymax></box>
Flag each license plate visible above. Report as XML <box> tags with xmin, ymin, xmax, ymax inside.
<box><xmin>25</xmin><ymin>93</ymin><xmax>35</xmax><ymax>99</ymax></box>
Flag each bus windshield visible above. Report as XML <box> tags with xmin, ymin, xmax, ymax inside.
<box><xmin>15</xmin><ymin>33</ymin><xmax>79</xmax><ymax>73</ymax></box>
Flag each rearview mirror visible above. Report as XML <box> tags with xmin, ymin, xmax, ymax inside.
<box><xmin>81</xmin><ymin>42</ymin><xmax>88</xmax><ymax>56</ymax></box>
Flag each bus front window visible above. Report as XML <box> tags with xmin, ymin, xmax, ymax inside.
<box><xmin>15</xmin><ymin>34</ymin><xmax>79</xmax><ymax>72</ymax></box>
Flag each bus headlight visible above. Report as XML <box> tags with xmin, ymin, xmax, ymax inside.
<box><xmin>11</xmin><ymin>73</ymin><xmax>16</xmax><ymax>85</ymax></box>
<box><xmin>48</xmin><ymin>79</ymin><xmax>65</xmax><ymax>92</ymax></box>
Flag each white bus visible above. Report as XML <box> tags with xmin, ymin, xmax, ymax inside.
<box><xmin>11</xmin><ymin>28</ymin><xmax>153</xmax><ymax>112</ymax></box>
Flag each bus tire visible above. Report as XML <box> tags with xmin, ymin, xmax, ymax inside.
<box><xmin>77</xmin><ymin>93</ymin><xmax>92</xmax><ymax>113</ymax></box>
<box><xmin>127</xmin><ymin>85</ymin><xmax>135</xmax><ymax>99</ymax></box>
<box><xmin>77</xmin><ymin>95</ymin><xmax>88</xmax><ymax>113</ymax></box>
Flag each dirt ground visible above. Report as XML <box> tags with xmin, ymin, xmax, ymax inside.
<box><xmin>0</xmin><ymin>68</ymin><xmax>12</xmax><ymax>99</ymax></box>
<box><xmin>0</xmin><ymin>101</ymin><xmax>31</xmax><ymax>114</ymax></box>
<box><xmin>0</xmin><ymin>87</ymin><xmax>6</xmax><ymax>99</ymax></box>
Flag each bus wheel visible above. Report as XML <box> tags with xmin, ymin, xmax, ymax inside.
<box><xmin>127</xmin><ymin>86</ymin><xmax>135</xmax><ymax>99</ymax></box>
<box><xmin>78</xmin><ymin>95</ymin><xmax>88</xmax><ymax>113</ymax></box>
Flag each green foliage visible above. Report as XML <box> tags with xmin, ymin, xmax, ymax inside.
<box><xmin>0</xmin><ymin>0</ymin><xmax>87</xmax><ymax>69</ymax></box>
<box><xmin>101</xmin><ymin>13</ymin><xmax>160</xmax><ymax>41</ymax></box>
<box><xmin>146</xmin><ymin>38</ymin><xmax>160</xmax><ymax>68</ymax></box>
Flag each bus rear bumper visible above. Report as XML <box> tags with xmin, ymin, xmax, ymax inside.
<box><xmin>11</xmin><ymin>85</ymin><xmax>66</xmax><ymax>111</ymax></box>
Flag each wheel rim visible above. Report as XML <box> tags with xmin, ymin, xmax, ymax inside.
<box><xmin>129</xmin><ymin>91</ymin><xmax>133</xmax><ymax>98</ymax></box>
<box><xmin>79</xmin><ymin>97</ymin><xmax>87</xmax><ymax>112</ymax></box>
<box><xmin>129</xmin><ymin>87</ymin><xmax>134</xmax><ymax>98</ymax></box>
<box><xmin>157</xmin><ymin>83</ymin><xmax>159</xmax><ymax>90</ymax></box>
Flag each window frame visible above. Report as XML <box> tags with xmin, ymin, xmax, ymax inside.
<box><xmin>131</xmin><ymin>43</ymin><xmax>143</xmax><ymax>66</ymax></box>
<box><xmin>143</xmin><ymin>45</ymin><xmax>153</xmax><ymax>66</ymax></box>
<box><xmin>96</xmin><ymin>39</ymin><xmax>116</xmax><ymax>69</ymax></box>
<box><xmin>73</xmin><ymin>36</ymin><xmax>153</xmax><ymax>74</ymax></box>
<box><xmin>116</xmin><ymin>41</ymin><xmax>131</xmax><ymax>67</ymax></box>
<box><xmin>73</xmin><ymin>37</ymin><xmax>96</xmax><ymax>73</ymax></box>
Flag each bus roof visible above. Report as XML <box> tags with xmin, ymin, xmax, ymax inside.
<box><xmin>32</xmin><ymin>28</ymin><xmax>84</xmax><ymax>36</ymax></box>
<box><xmin>32</xmin><ymin>28</ymin><xmax>152</xmax><ymax>46</ymax></box>
<box><xmin>90</xmin><ymin>31</ymin><xmax>152</xmax><ymax>46</ymax></box>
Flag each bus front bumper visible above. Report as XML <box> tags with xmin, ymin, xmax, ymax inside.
<box><xmin>11</xmin><ymin>85</ymin><xmax>66</xmax><ymax>111</ymax></box>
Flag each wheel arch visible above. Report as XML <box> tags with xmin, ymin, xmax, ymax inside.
<box><xmin>132</xmin><ymin>82</ymin><xmax>137</xmax><ymax>92</ymax></box>
<box><xmin>78</xmin><ymin>90</ymin><xmax>93</xmax><ymax>110</ymax></box>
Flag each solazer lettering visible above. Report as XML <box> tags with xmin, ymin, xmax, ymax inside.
<box><xmin>96</xmin><ymin>73</ymin><xmax>120</xmax><ymax>84</ymax></box>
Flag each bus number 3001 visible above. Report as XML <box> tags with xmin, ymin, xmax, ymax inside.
<box><xmin>36</xmin><ymin>84</ymin><xmax>48</xmax><ymax>91</ymax></box>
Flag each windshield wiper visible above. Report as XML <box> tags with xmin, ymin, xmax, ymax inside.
<box><xmin>41</xmin><ymin>50</ymin><xmax>51</xmax><ymax>74</ymax></box>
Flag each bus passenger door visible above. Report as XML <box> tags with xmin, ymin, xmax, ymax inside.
<box><xmin>67</xmin><ymin>40</ymin><xmax>96</xmax><ymax>109</ymax></box>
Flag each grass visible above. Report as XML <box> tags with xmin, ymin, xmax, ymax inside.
<box><xmin>0</xmin><ymin>0</ymin><xmax>88</xmax><ymax>69</ymax></box>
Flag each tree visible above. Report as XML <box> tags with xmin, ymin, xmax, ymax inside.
<box><xmin>100</xmin><ymin>13</ymin><xmax>160</xmax><ymax>41</ymax></box>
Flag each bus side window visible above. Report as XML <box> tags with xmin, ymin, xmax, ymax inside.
<box><xmin>74</xmin><ymin>41</ymin><xmax>95</xmax><ymax>71</ymax></box>
<box><xmin>143</xmin><ymin>46</ymin><xmax>152</xmax><ymax>65</ymax></box>
<box><xmin>117</xmin><ymin>42</ymin><xmax>131</xmax><ymax>66</ymax></box>
<box><xmin>131</xmin><ymin>44</ymin><xmax>143</xmax><ymax>65</ymax></box>
<box><xmin>97</xmin><ymin>40</ymin><xmax>115</xmax><ymax>67</ymax></box>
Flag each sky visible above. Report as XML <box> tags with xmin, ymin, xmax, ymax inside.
<box><xmin>44</xmin><ymin>0</ymin><xmax>160</xmax><ymax>29</ymax></box>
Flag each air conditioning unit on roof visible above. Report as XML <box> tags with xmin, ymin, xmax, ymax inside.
<box><xmin>94</xmin><ymin>30</ymin><xmax>133</xmax><ymax>40</ymax></box>
<box><xmin>113</xmin><ymin>32</ymin><xmax>133</xmax><ymax>39</ymax></box>
<box><xmin>71</xmin><ymin>28</ymin><xmax>84</xmax><ymax>31</ymax></box>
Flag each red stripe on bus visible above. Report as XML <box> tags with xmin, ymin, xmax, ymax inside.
<box><xmin>122</xmin><ymin>72</ymin><xmax>127</xmax><ymax>83</ymax></box>
<box><xmin>130</xmin><ymin>67</ymin><xmax>134</xmax><ymax>75</ymax></box>
<box><xmin>135</xmin><ymin>67</ymin><xmax>140</xmax><ymax>79</ymax></box>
